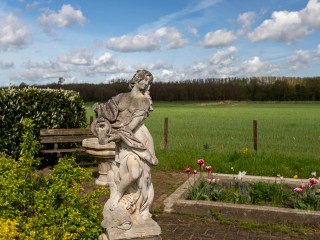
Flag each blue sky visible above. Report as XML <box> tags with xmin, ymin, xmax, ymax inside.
<box><xmin>0</xmin><ymin>0</ymin><xmax>320</xmax><ymax>86</ymax></box>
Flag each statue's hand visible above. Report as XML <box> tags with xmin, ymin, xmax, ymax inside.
<box><xmin>108</xmin><ymin>133</ymin><xmax>121</xmax><ymax>143</ymax></box>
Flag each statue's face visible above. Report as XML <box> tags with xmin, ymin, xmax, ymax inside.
<box><xmin>136</xmin><ymin>75</ymin><xmax>151</xmax><ymax>91</ymax></box>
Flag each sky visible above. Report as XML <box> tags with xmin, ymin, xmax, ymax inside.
<box><xmin>0</xmin><ymin>0</ymin><xmax>320</xmax><ymax>86</ymax></box>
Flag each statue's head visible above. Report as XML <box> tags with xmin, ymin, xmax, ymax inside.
<box><xmin>129</xmin><ymin>70</ymin><xmax>153</xmax><ymax>89</ymax></box>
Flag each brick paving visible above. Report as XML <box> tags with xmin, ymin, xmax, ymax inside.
<box><xmin>154</xmin><ymin>212</ymin><xmax>320</xmax><ymax>240</ymax></box>
<box><xmin>151</xmin><ymin>171</ymin><xmax>320</xmax><ymax>240</ymax></box>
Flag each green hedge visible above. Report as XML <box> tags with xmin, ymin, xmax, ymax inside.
<box><xmin>0</xmin><ymin>119</ymin><xmax>106</xmax><ymax>239</ymax></box>
<box><xmin>0</xmin><ymin>87</ymin><xmax>87</xmax><ymax>158</ymax></box>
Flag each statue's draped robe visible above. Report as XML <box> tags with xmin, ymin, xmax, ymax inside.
<box><xmin>98</xmin><ymin>94</ymin><xmax>158</xmax><ymax>219</ymax></box>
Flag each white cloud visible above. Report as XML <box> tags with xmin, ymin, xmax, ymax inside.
<box><xmin>237</xmin><ymin>12</ymin><xmax>255</xmax><ymax>35</ymax></box>
<box><xmin>0</xmin><ymin>59</ymin><xmax>14</xmax><ymax>69</ymax></box>
<box><xmin>107</xmin><ymin>35</ymin><xmax>159</xmax><ymax>52</ymax></box>
<box><xmin>89</xmin><ymin>52</ymin><xmax>124</xmax><ymax>74</ymax></box>
<box><xmin>37</xmin><ymin>4</ymin><xmax>86</xmax><ymax>33</ymax></box>
<box><xmin>154</xmin><ymin>27</ymin><xmax>187</xmax><ymax>49</ymax></box>
<box><xmin>287</xmin><ymin>50</ymin><xmax>310</xmax><ymax>71</ymax></box>
<box><xmin>10</xmin><ymin>60</ymin><xmax>70</xmax><ymax>84</ymax></box>
<box><xmin>0</xmin><ymin>13</ymin><xmax>30</xmax><ymax>51</ymax></box>
<box><xmin>242</xmin><ymin>56</ymin><xmax>265</xmax><ymax>73</ymax></box>
<box><xmin>249</xmin><ymin>0</ymin><xmax>320</xmax><ymax>43</ymax></box>
<box><xmin>200</xmin><ymin>29</ymin><xmax>237</xmax><ymax>48</ymax></box>
<box><xmin>157</xmin><ymin>69</ymin><xmax>186</xmax><ymax>82</ymax></box>
<box><xmin>192</xmin><ymin>62</ymin><xmax>208</xmax><ymax>73</ymax></box>
<box><xmin>133</xmin><ymin>60</ymin><xmax>172</xmax><ymax>71</ymax></box>
<box><xmin>106</xmin><ymin>27</ymin><xmax>187</xmax><ymax>52</ymax></box>
<box><xmin>240</xmin><ymin>56</ymin><xmax>279</xmax><ymax>76</ymax></box>
<box><xmin>210</xmin><ymin>46</ymin><xmax>237</xmax><ymax>66</ymax></box>
<box><xmin>59</xmin><ymin>49</ymin><xmax>93</xmax><ymax>65</ymax></box>
<box><xmin>300</xmin><ymin>0</ymin><xmax>320</xmax><ymax>29</ymax></box>
<box><xmin>248</xmin><ymin>11</ymin><xmax>308</xmax><ymax>43</ymax></box>
<box><xmin>185</xmin><ymin>48</ymin><xmax>280</xmax><ymax>80</ymax></box>
<box><xmin>92</xmin><ymin>52</ymin><xmax>114</xmax><ymax>66</ymax></box>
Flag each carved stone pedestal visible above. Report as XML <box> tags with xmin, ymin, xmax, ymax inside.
<box><xmin>98</xmin><ymin>219</ymin><xmax>161</xmax><ymax>240</ymax></box>
<box><xmin>82</xmin><ymin>138</ymin><xmax>115</xmax><ymax>186</ymax></box>
<box><xmin>83</xmin><ymin>137</ymin><xmax>162</xmax><ymax>240</ymax></box>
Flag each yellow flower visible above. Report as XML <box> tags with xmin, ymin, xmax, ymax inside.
<box><xmin>293</xmin><ymin>175</ymin><xmax>298</xmax><ymax>179</ymax></box>
<box><xmin>77</xmin><ymin>226</ymin><xmax>85</xmax><ymax>233</ymax></box>
<box><xmin>242</xmin><ymin>147</ymin><xmax>249</xmax><ymax>154</ymax></box>
<box><xmin>0</xmin><ymin>219</ymin><xmax>20</xmax><ymax>239</ymax></box>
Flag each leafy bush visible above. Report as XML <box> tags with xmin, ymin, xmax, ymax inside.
<box><xmin>0</xmin><ymin>119</ymin><xmax>107</xmax><ymax>239</ymax></box>
<box><xmin>0</xmin><ymin>87</ymin><xmax>87</xmax><ymax>158</ymax></box>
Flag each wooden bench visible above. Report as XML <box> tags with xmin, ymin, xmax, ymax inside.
<box><xmin>40</xmin><ymin>128</ymin><xmax>93</xmax><ymax>154</ymax></box>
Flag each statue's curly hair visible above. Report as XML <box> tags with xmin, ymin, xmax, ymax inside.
<box><xmin>129</xmin><ymin>70</ymin><xmax>153</xmax><ymax>89</ymax></box>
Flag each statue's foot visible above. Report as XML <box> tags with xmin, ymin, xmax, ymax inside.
<box><xmin>109</xmin><ymin>200</ymin><xmax>118</xmax><ymax>211</ymax></box>
<box><xmin>132</xmin><ymin>211</ymin><xmax>146</xmax><ymax>225</ymax></box>
<box><xmin>108</xmin><ymin>194</ymin><xmax>121</xmax><ymax>211</ymax></box>
<box><xmin>98</xmin><ymin>233</ymin><xmax>108</xmax><ymax>240</ymax></box>
<box><xmin>117</xmin><ymin>221</ymin><xmax>131</xmax><ymax>230</ymax></box>
<box><xmin>95</xmin><ymin>178</ymin><xmax>108</xmax><ymax>186</ymax></box>
<box><xmin>142</xmin><ymin>212</ymin><xmax>152</xmax><ymax>220</ymax></box>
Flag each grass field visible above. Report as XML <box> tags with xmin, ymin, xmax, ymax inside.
<box><xmin>85</xmin><ymin>101</ymin><xmax>320</xmax><ymax>178</ymax></box>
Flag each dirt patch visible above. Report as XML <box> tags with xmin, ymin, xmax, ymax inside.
<box><xmin>152</xmin><ymin>170</ymin><xmax>186</xmax><ymax>209</ymax></box>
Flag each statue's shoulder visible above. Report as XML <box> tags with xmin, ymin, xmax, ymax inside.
<box><xmin>113</xmin><ymin>92</ymin><xmax>129</xmax><ymax>103</ymax></box>
<box><xmin>133</xmin><ymin>95</ymin><xmax>150</xmax><ymax>112</ymax></box>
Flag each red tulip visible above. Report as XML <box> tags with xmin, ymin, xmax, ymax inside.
<box><xmin>205</xmin><ymin>166</ymin><xmax>212</xmax><ymax>172</ymax></box>
<box><xmin>185</xmin><ymin>167</ymin><xmax>191</xmax><ymax>173</ymax></box>
<box><xmin>294</xmin><ymin>187</ymin><xmax>303</xmax><ymax>193</ymax></box>
<box><xmin>197</xmin><ymin>159</ymin><xmax>204</xmax><ymax>166</ymax></box>
<box><xmin>309</xmin><ymin>178</ymin><xmax>319</xmax><ymax>185</ymax></box>
<box><xmin>193</xmin><ymin>170</ymin><xmax>198</xmax><ymax>174</ymax></box>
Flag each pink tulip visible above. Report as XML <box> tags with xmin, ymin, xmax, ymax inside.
<box><xmin>205</xmin><ymin>166</ymin><xmax>212</xmax><ymax>172</ymax></box>
<box><xmin>309</xmin><ymin>178</ymin><xmax>318</xmax><ymax>185</ymax></box>
<box><xmin>193</xmin><ymin>170</ymin><xmax>198</xmax><ymax>174</ymax></box>
<box><xmin>207</xmin><ymin>179</ymin><xmax>212</xmax><ymax>184</ymax></box>
<box><xmin>294</xmin><ymin>187</ymin><xmax>303</xmax><ymax>193</ymax></box>
<box><xmin>197</xmin><ymin>159</ymin><xmax>205</xmax><ymax>166</ymax></box>
<box><xmin>299</xmin><ymin>183</ymin><xmax>305</xmax><ymax>189</ymax></box>
<box><xmin>185</xmin><ymin>167</ymin><xmax>191</xmax><ymax>173</ymax></box>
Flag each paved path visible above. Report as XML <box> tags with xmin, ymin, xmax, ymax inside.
<box><xmin>154</xmin><ymin>212</ymin><xmax>320</xmax><ymax>240</ymax></box>
<box><xmin>151</xmin><ymin>171</ymin><xmax>320</xmax><ymax>240</ymax></box>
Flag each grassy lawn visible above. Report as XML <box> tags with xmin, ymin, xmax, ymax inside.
<box><xmin>85</xmin><ymin>101</ymin><xmax>320</xmax><ymax>178</ymax></box>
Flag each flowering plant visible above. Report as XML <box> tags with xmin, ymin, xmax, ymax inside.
<box><xmin>185</xmin><ymin>159</ymin><xmax>223</xmax><ymax>200</ymax></box>
<box><xmin>293</xmin><ymin>173</ymin><xmax>320</xmax><ymax>210</ymax></box>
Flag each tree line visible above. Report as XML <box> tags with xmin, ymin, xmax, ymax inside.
<box><xmin>23</xmin><ymin>76</ymin><xmax>320</xmax><ymax>102</ymax></box>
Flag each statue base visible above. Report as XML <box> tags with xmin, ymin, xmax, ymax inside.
<box><xmin>98</xmin><ymin>218</ymin><xmax>161</xmax><ymax>240</ymax></box>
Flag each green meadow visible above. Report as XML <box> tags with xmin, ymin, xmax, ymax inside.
<box><xmin>85</xmin><ymin>101</ymin><xmax>320</xmax><ymax>178</ymax></box>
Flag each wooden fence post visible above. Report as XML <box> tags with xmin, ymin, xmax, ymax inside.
<box><xmin>164</xmin><ymin>117</ymin><xmax>168</xmax><ymax>150</ymax></box>
<box><xmin>253</xmin><ymin>119</ymin><xmax>257</xmax><ymax>151</ymax></box>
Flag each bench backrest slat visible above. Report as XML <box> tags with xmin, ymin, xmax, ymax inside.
<box><xmin>40</xmin><ymin>135</ymin><xmax>93</xmax><ymax>143</ymax></box>
<box><xmin>40</xmin><ymin>128</ymin><xmax>92</xmax><ymax>136</ymax></box>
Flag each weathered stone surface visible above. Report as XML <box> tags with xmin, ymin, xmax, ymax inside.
<box><xmin>84</xmin><ymin>70</ymin><xmax>161</xmax><ymax>239</ymax></box>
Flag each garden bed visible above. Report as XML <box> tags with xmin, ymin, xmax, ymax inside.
<box><xmin>163</xmin><ymin>173</ymin><xmax>320</xmax><ymax>227</ymax></box>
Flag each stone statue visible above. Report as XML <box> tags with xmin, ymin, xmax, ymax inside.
<box><xmin>91</xmin><ymin>70</ymin><xmax>161</xmax><ymax>240</ymax></box>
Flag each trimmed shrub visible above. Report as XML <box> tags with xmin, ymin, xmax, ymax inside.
<box><xmin>0</xmin><ymin>87</ymin><xmax>86</xmax><ymax>158</ymax></box>
<box><xmin>0</xmin><ymin>119</ymin><xmax>106</xmax><ymax>239</ymax></box>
